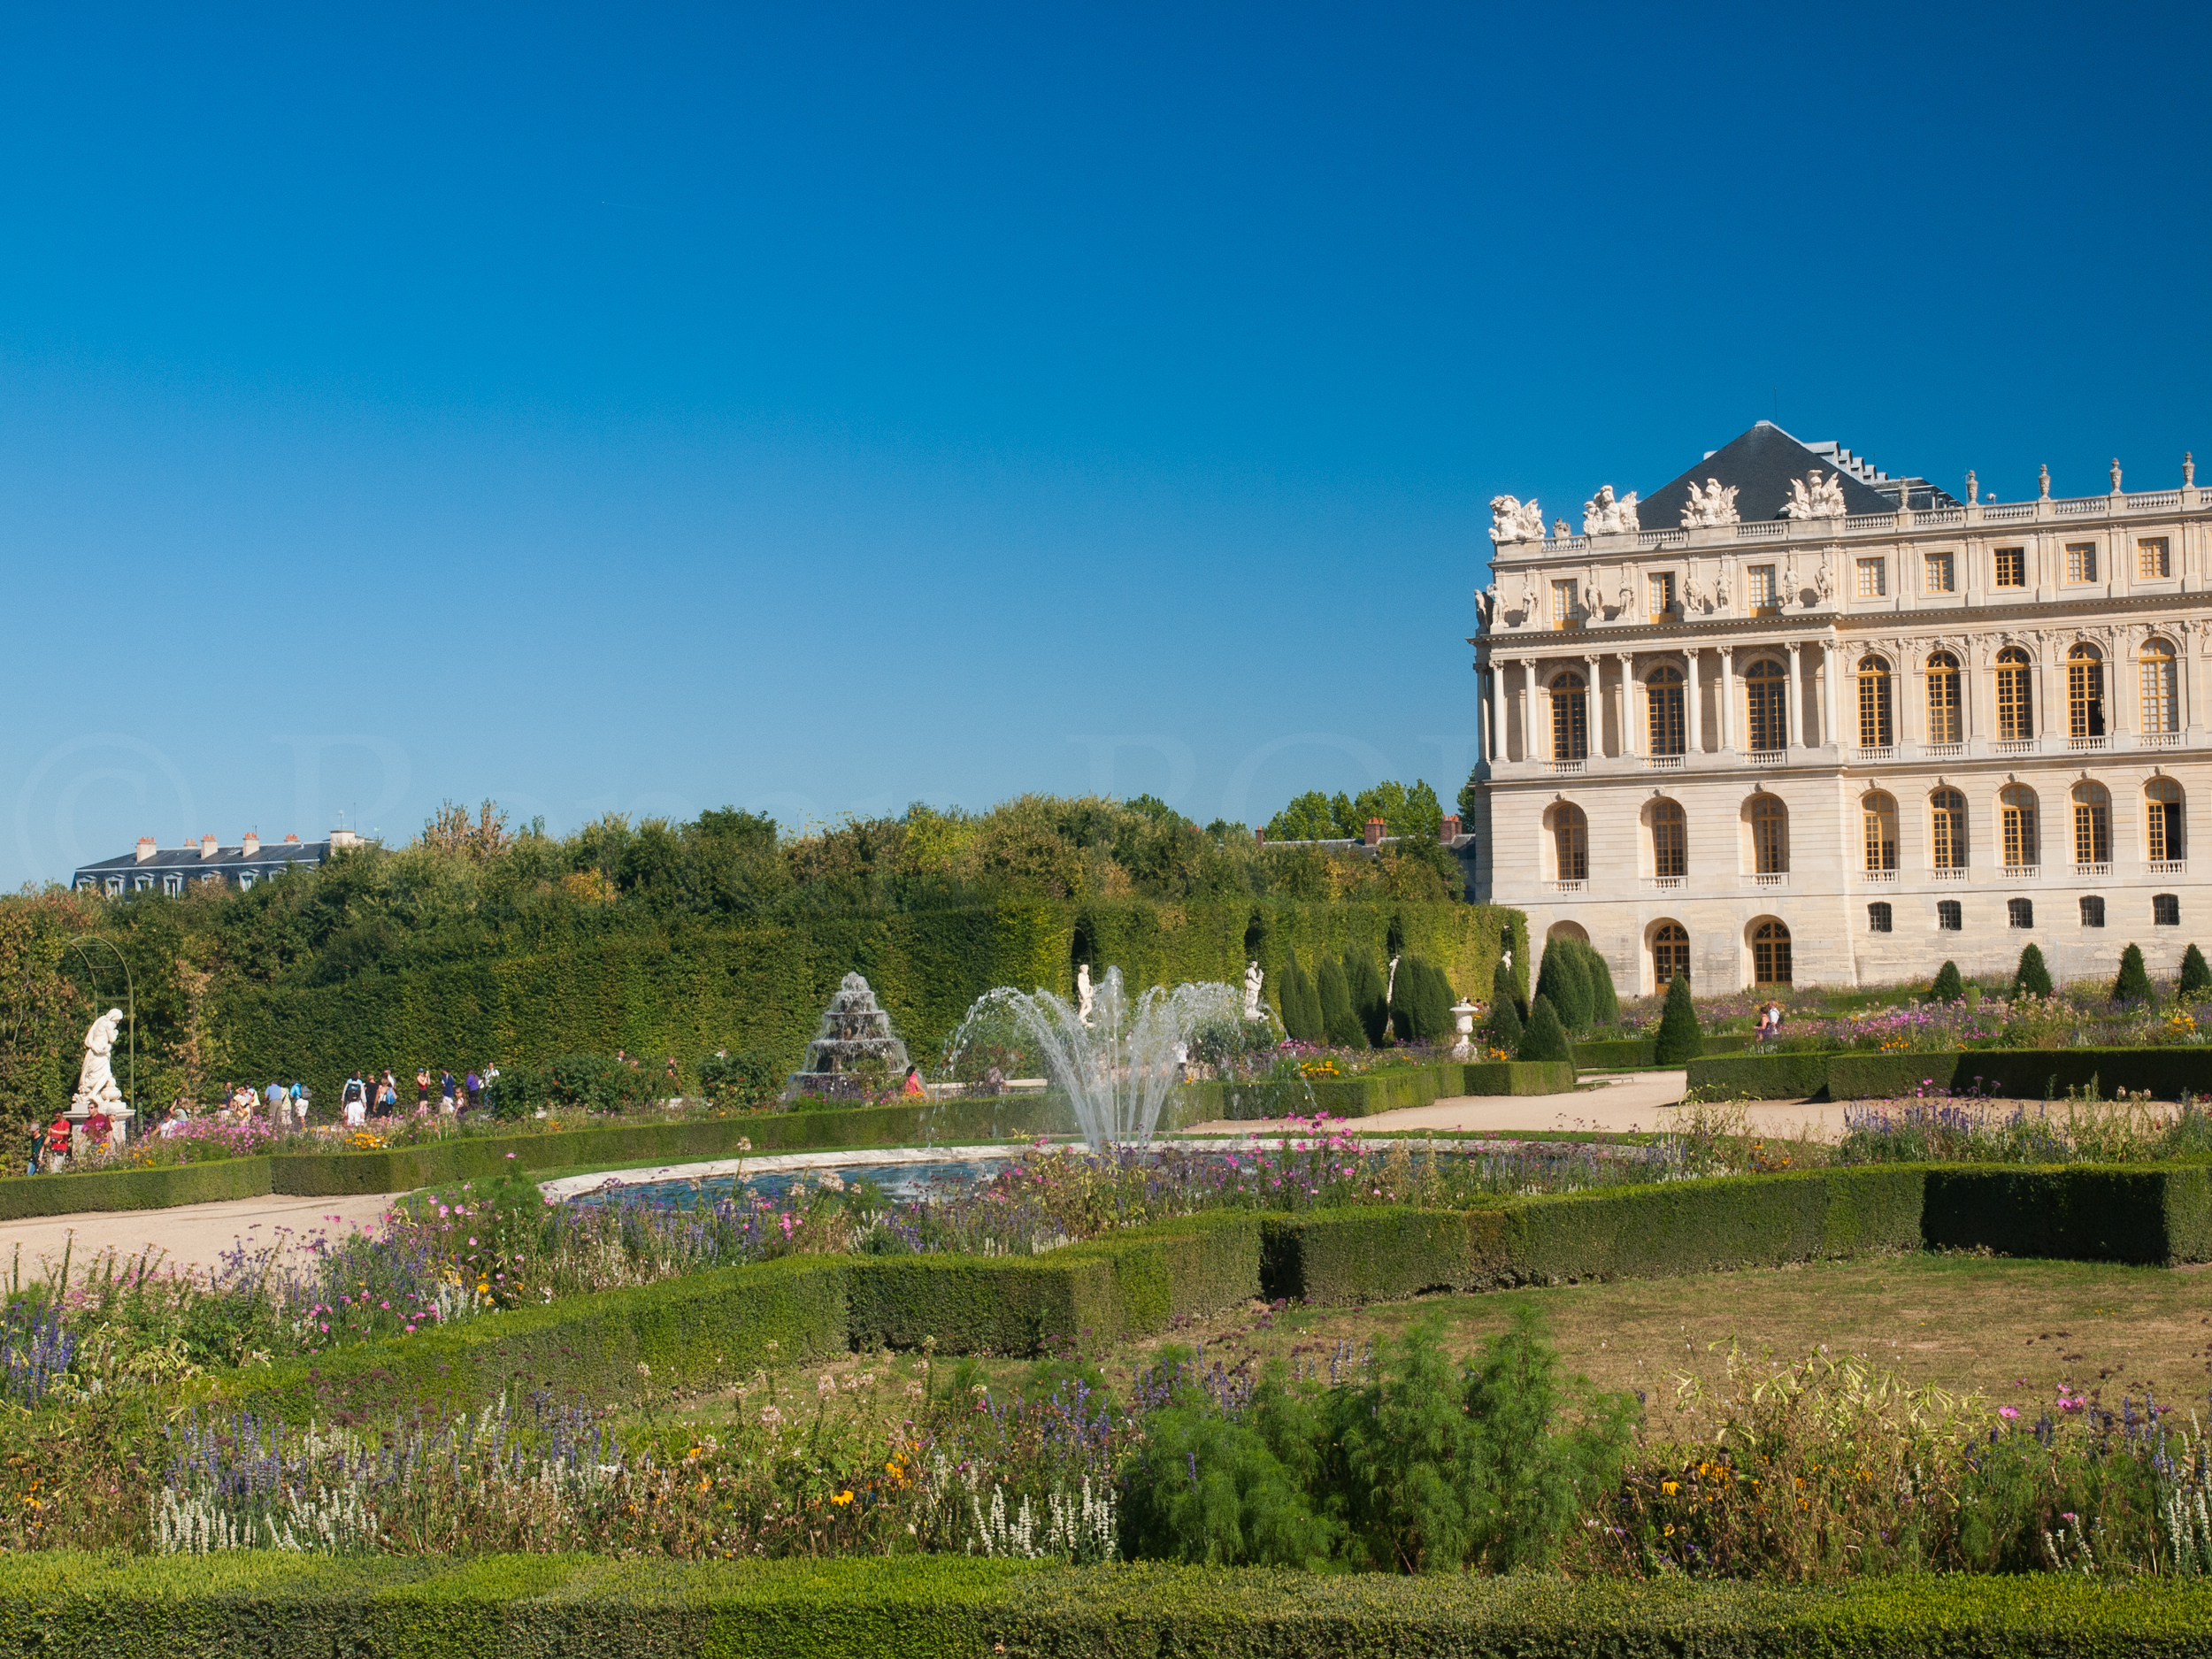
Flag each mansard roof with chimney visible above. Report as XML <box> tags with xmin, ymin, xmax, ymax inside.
<box><xmin>72</xmin><ymin>828</ymin><xmax>373</xmax><ymax>895</ymax></box>
<box><xmin>1639</xmin><ymin>421</ymin><xmax>1959</xmax><ymax>527</ymax></box>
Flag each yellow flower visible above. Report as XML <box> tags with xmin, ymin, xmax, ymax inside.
<box><xmin>1661</xmin><ymin>1480</ymin><xmax>1678</xmax><ymax>1495</ymax></box>
<box><xmin>832</xmin><ymin>1489</ymin><xmax>854</xmax><ymax>1506</ymax></box>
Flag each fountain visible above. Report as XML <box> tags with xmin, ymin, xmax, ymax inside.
<box><xmin>787</xmin><ymin>972</ymin><xmax>910</xmax><ymax>1102</ymax></box>
<box><xmin>946</xmin><ymin>965</ymin><xmax>1240</xmax><ymax>1148</ymax></box>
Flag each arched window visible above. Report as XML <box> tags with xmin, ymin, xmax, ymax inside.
<box><xmin>2141</xmin><ymin>640</ymin><xmax>2179</xmax><ymax>735</ymax></box>
<box><xmin>1856</xmin><ymin>656</ymin><xmax>1893</xmax><ymax>748</ymax></box>
<box><xmin>1652</xmin><ymin>922</ymin><xmax>1689</xmax><ymax>984</ymax></box>
<box><xmin>2067</xmin><ymin>642</ymin><xmax>2106</xmax><ymax>740</ymax></box>
<box><xmin>1551</xmin><ymin>671</ymin><xmax>1588</xmax><ymax>761</ymax></box>
<box><xmin>2071</xmin><ymin>781</ymin><xmax>2111</xmax><ymax>866</ymax></box>
<box><xmin>1553</xmin><ymin>803</ymin><xmax>1588</xmax><ymax>881</ymax></box>
<box><xmin>1753</xmin><ymin>920</ymin><xmax>1793</xmax><ymax>986</ymax></box>
<box><xmin>1746</xmin><ymin>659</ymin><xmax>1789</xmax><ymax>752</ymax></box>
<box><xmin>2001</xmin><ymin>784</ymin><xmax>2039</xmax><ymax>869</ymax></box>
<box><xmin>1750</xmin><ymin>794</ymin><xmax>1788</xmax><ymax>874</ymax></box>
<box><xmin>1925</xmin><ymin>651</ymin><xmax>1962</xmax><ymax>745</ymax></box>
<box><xmin>2147</xmin><ymin>777</ymin><xmax>2185</xmax><ymax>864</ymax></box>
<box><xmin>1646</xmin><ymin>666</ymin><xmax>1686</xmax><ymax>756</ymax></box>
<box><xmin>1649</xmin><ymin>798</ymin><xmax>1686</xmax><ymax>879</ymax></box>
<box><xmin>1995</xmin><ymin>647</ymin><xmax>2034</xmax><ymax>741</ymax></box>
<box><xmin>1930</xmin><ymin>788</ymin><xmax>1967</xmax><ymax>870</ymax></box>
<box><xmin>1862</xmin><ymin>791</ymin><xmax>1898</xmax><ymax>872</ymax></box>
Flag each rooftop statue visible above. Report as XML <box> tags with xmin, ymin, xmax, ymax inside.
<box><xmin>1782</xmin><ymin>469</ymin><xmax>1847</xmax><ymax>519</ymax></box>
<box><xmin>1581</xmin><ymin>484</ymin><xmax>1640</xmax><ymax>536</ymax></box>
<box><xmin>1488</xmin><ymin>495</ymin><xmax>1547</xmax><ymax>544</ymax></box>
<box><xmin>1679</xmin><ymin>477</ymin><xmax>1740</xmax><ymax>527</ymax></box>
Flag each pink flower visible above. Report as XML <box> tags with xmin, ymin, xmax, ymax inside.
<box><xmin>1999</xmin><ymin>1405</ymin><xmax>2019</xmax><ymax>1418</ymax></box>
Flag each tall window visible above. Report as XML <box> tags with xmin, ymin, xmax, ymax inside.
<box><xmin>2139</xmin><ymin>538</ymin><xmax>2171</xmax><ymax>579</ymax></box>
<box><xmin>2071</xmin><ymin>781</ymin><xmax>2111</xmax><ymax>866</ymax></box>
<box><xmin>1930</xmin><ymin>788</ymin><xmax>1968</xmax><ymax>870</ymax></box>
<box><xmin>1553</xmin><ymin>803</ymin><xmax>1588</xmax><ymax>881</ymax></box>
<box><xmin>2147</xmin><ymin>778</ymin><xmax>2185</xmax><ymax>863</ymax></box>
<box><xmin>1646</xmin><ymin>666</ymin><xmax>1686</xmax><ymax>756</ymax></box>
<box><xmin>1924</xmin><ymin>551</ymin><xmax>1955</xmax><ymax>593</ymax></box>
<box><xmin>1747</xmin><ymin>565</ymin><xmax>1777</xmax><ymax>613</ymax></box>
<box><xmin>2067</xmin><ymin>644</ymin><xmax>2105</xmax><ymax>739</ymax></box>
<box><xmin>1856</xmin><ymin>557</ymin><xmax>1886</xmax><ymax>598</ymax></box>
<box><xmin>1752</xmin><ymin>920</ymin><xmax>1793</xmax><ymax>985</ymax></box>
<box><xmin>1862</xmin><ymin>793</ymin><xmax>1899</xmax><ymax>872</ymax></box>
<box><xmin>1650</xmin><ymin>799</ymin><xmax>1686</xmax><ymax>879</ymax></box>
<box><xmin>1925</xmin><ymin>650</ymin><xmax>1962</xmax><ymax>743</ymax></box>
<box><xmin>2001</xmin><ymin>785</ymin><xmax>2039</xmax><ymax>868</ymax></box>
<box><xmin>2140</xmin><ymin>640</ymin><xmax>2178</xmax><ymax>734</ymax></box>
<box><xmin>1856</xmin><ymin>656</ymin><xmax>1893</xmax><ymax>747</ymax></box>
<box><xmin>1551</xmin><ymin>580</ymin><xmax>1578</xmax><ymax>628</ymax></box>
<box><xmin>1745</xmin><ymin>659</ymin><xmax>1788</xmax><ymax>752</ymax></box>
<box><xmin>1652</xmin><ymin>922</ymin><xmax>1689</xmax><ymax>983</ymax></box>
<box><xmin>1647</xmin><ymin>572</ymin><xmax>1677</xmax><ymax>618</ymax></box>
<box><xmin>2065</xmin><ymin>542</ymin><xmax>2099</xmax><ymax>583</ymax></box>
<box><xmin>1993</xmin><ymin>547</ymin><xmax>2026</xmax><ymax>588</ymax></box>
<box><xmin>1550</xmin><ymin>671</ymin><xmax>1588</xmax><ymax>760</ymax></box>
<box><xmin>1995</xmin><ymin>647</ymin><xmax>2034</xmax><ymax>740</ymax></box>
<box><xmin>1750</xmin><ymin>795</ymin><xmax>1788</xmax><ymax>874</ymax></box>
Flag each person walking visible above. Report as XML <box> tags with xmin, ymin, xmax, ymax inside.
<box><xmin>416</xmin><ymin>1067</ymin><xmax>431</xmax><ymax>1110</ymax></box>
<box><xmin>43</xmin><ymin>1113</ymin><xmax>71</xmax><ymax>1169</ymax></box>
<box><xmin>440</xmin><ymin>1070</ymin><xmax>457</xmax><ymax>1114</ymax></box>
<box><xmin>465</xmin><ymin>1069</ymin><xmax>483</xmax><ymax>1114</ymax></box>
<box><xmin>342</xmin><ymin>1072</ymin><xmax>367</xmax><ymax>1128</ymax></box>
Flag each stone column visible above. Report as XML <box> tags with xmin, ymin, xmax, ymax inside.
<box><xmin>2110</xmin><ymin>631</ymin><xmax>2131</xmax><ymax>737</ymax></box>
<box><xmin>1784</xmin><ymin>641</ymin><xmax>1803</xmax><ymax>750</ymax></box>
<box><xmin>1898</xmin><ymin>650</ymin><xmax>1916</xmax><ymax>748</ymax></box>
<box><xmin>1617</xmin><ymin>651</ymin><xmax>1639</xmax><ymax>757</ymax></box>
<box><xmin>1822</xmin><ymin>641</ymin><xmax>1840</xmax><ymax>748</ymax></box>
<box><xmin>1717</xmin><ymin>646</ymin><xmax>1736</xmax><ymax>753</ymax></box>
<box><xmin>1522</xmin><ymin>658</ymin><xmax>1540</xmax><ymax>761</ymax></box>
<box><xmin>1686</xmin><ymin>648</ymin><xmax>1704</xmax><ymax>752</ymax></box>
<box><xmin>1474</xmin><ymin>668</ymin><xmax>1490</xmax><ymax>765</ymax></box>
<box><xmin>1584</xmin><ymin>653</ymin><xmax>1605</xmax><ymax>756</ymax></box>
<box><xmin>2039</xmin><ymin>649</ymin><xmax>2058</xmax><ymax>745</ymax></box>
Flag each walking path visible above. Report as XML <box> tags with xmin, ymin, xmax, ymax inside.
<box><xmin>0</xmin><ymin>1191</ymin><xmax>399</xmax><ymax>1283</ymax></box>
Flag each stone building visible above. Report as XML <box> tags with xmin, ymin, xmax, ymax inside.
<box><xmin>73</xmin><ymin>827</ymin><xmax>367</xmax><ymax>895</ymax></box>
<box><xmin>1465</xmin><ymin>422</ymin><xmax>2208</xmax><ymax>991</ymax></box>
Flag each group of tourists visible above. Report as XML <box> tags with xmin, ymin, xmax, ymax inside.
<box><xmin>335</xmin><ymin>1064</ymin><xmax>498</xmax><ymax>1128</ymax></box>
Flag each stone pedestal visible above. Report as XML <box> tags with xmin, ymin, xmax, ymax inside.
<box><xmin>66</xmin><ymin>1102</ymin><xmax>132</xmax><ymax>1157</ymax></box>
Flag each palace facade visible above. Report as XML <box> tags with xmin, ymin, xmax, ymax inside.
<box><xmin>1465</xmin><ymin>422</ymin><xmax>2208</xmax><ymax>992</ymax></box>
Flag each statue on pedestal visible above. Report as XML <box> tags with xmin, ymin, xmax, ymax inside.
<box><xmin>1076</xmin><ymin>964</ymin><xmax>1095</xmax><ymax>1027</ymax></box>
<box><xmin>68</xmin><ymin>1008</ymin><xmax>133</xmax><ymax>1150</ymax></box>
<box><xmin>1242</xmin><ymin>961</ymin><xmax>1266</xmax><ymax>1022</ymax></box>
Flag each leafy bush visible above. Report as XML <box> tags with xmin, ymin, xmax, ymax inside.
<box><xmin>1930</xmin><ymin>961</ymin><xmax>1963</xmax><ymax>1002</ymax></box>
<box><xmin>2183</xmin><ymin>943</ymin><xmax>2212</xmax><ymax>998</ymax></box>
<box><xmin>489</xmin><ymin>1054</ymin><xmax>664</xmax><ymax>1118</ymax></box>
<box><xmin>1653</xmin><ymin>972</ymin><xmax>1701</xmax><ymax>1065</ymax></box>
<box><xmin>1344</xmin><ymin>951</ymin><xmax>1390</xmax><ymax>1047</ymax></box>
<box><xmin>1534</xmin><ymin>941</ymin><xmax>1591</xmax><ymax>1031</ymax></box>
<box><xmin>1517</xmin><ymin>995</ymin><xmax>1571</xmax><ymax>1064</ymax></box>
<box><xmin>2114</xmin><ymin>942</ymin><xmax>2154</xmax><ymax>1006</ymax></box>
<box><xmin>1316</xmin><ymin>956</ymin><xmax>1365</xmax><ymax>1049</ymax></box>
<box><xmin>696</xmin><ymin>1048</ymin><xmax>783</xmax><ymax>1108</ymax></box>
<box><xmin>2014</xmin><ymin>942</ymin><xmax>2053</xmax><ymax>999</ymax></box>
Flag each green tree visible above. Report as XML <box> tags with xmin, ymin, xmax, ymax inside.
<box><xmin>2181</xmin><ymin>943</ymin><xmax>2212</xmax><ymax>998</ymax></box>
<box><xmin>1317</xmin><ymin>956</ymin><xmax>1366</xmax><ymax>1048</ymax></box>
<box><xmin>1344</xmin><ymin>952</ymin><xmax>1390</xmax><ymax>1047</ymax></box>
<box><xmin>1651</xmin><ymin>972</ymin><xmax>1701</xmax><ymax>1064</ymax></box>
<box><xmin>2113</xmin><ymin>942</ymin><xmax>2154</xmax><ymax>1006</ymax></box>
<box><xmin>1263</xmin><ymin>792</ymin><xmax>1342</xmax><ymax>843</ymax></box>
<box><xmin>1517</xmin><ymin>995</ymin><xmax>1571</xmax><ymax>1063</ymax></box>
<box><xmin>1533</xmin><ymin>940</ymin><xmax>1592</xmax><ymax>1032</ymax></box>
<box><xmin>2014</xmin><ymin>943</ymin><xmax>2054</xmax><ymax>1000</ymax></box>
<box><xmin>1930</xmin><ymin>960</ymin><xmax>1963</xmax><ymax>1002</ymax></box>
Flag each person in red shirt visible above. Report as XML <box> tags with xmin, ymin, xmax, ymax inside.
<box><xmin>43</xmin><ymin>1114</ymin><xmax>71</xmax><ymax>1168</ymax></box>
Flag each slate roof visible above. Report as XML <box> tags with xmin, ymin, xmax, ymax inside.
<box><xmin>1640</xmin><ymin>422</ymin><xmax>1955</xmax><ymax>527</ymax></box>
<box><xmin>74</xmin><ymin>839</ymin><xmax>339</xmax><ymax>890</ymax></box>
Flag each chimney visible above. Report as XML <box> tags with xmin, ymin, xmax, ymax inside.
<box><xmin>1254</xmin><ymin>826</ymin><xmax>1265</xmax><ymax>847</ymax></box>
<box><xmin>1363</xmin><ymin>817</ymin><xmax>1386</xmax><ymax>848</ymax></box>
<box><xmin>1440</xmin><ymin>814</ymin><xmax>1462</xmax><ymax>843</ymax></box>
<box><xmin>134</xmin><ymin>837</ymin><xmax>157</xmax><ymax>863</ymax></box>
<box><xmin>198</xmin><ymin>834</ymin><xmax>219</xmax><ymax>859</ymax></box>
<box><xmin>282</xmin><ymin>833</ymin><xmax>299</xmax><ymax>844</ymax></box>
<box><xmin>242</xmin><ymin>832</ymin><xmax>259</xmax><ymax>856</ymax></box>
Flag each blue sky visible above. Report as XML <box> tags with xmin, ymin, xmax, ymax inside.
<box><xmin>4</xmin><ymin>2</ymin><xmax>2208</xmax><ymax>884</ymax></box>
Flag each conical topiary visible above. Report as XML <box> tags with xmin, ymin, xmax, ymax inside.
<box><xmin>1930</xmin><ymin>961</ymin><xmax>1963</xmax><ymax>1002</ymax></box>
<box><xmin>2113</xmin><ymin>942</ymin><xmax>2154</xmax><ymax>1006</ymax></box>
<box><xmin>1492</xmin><ymin>956</ymin><xmax>1525</xmax><ymax>1026</ymax></box>
<box><xmin>2181</xmin><ymin>943</ymin><xmax>2212</xmax><ymax>998</ymax></box>
<box><xmin>1486</xmin><ymin>986</ymin><xmax>1524</xmax><ymax>1054</ymax></box>
<box><xmin>2014</xmin><ymin>942</ymin><xmax>2054</xmax><ymax>1000</ymax></box>
<box><xmin>1652</xmin><ymin>971</ymin><xmax>1701</xmax><ymax>1064</ymax></box>
<box><xmin>1577</xmin><ymin>941</ymin><xmax>1620</xmax><ymax>1028</ymax></box>
<box><xmin>1535</xmin><ymin>940</ymin><xmax>1592</xmax><ymax>1032</ymax></box>
<box><xmin>1517</xmin><ymin>994</ymin><xmax>1572</xmax><ymax>1063</ymax></box>
<box><xmin>1279</xmin><ymin>956</ymin><xmax>1321</xmax><ymax>1041</ymax></box>
<box><xmin>1317</xmin><ymin>956</ymin><xmax>1366</xmax><ymax>1048</ymax></box>
<box><xmin>1345</xmin><ymin>952</ymin><xmax>1390</xmax><ymax>1046</ymax></box>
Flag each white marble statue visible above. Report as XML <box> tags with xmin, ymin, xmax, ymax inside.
<box><xmin>71</xmin><ymin>1009</ymin><xmax>127</xmax><ymax>1115</ymax></box>
<box><xmin>1816</xmin><ymin>550</ymin><xmax>1834</xmax><ymax>601</ymax></box>
<box><xmin>1487</xmin><ymin>495</ymin><xmax>1548</xmax><ymax>544</ymax></box>
<box><xmin>1783</xmin><ymin>470</ymin><xmax>1847</xmax><ymax>519</ymax></box>
<box><xmin>1581</xmin><ymin>485</ymin><xmax>1640</xmax><ymax>536</ymax></box>
<box><xmin>1715</xmin><ymin>566</ymin><xmax>1732</xmax><ymax>613</ymax></box>
<box><xmin>1679</xmin><ymin>477</ymin><xmax>1740</xmax><ymax>527</ymax></box>
<box><xmin>1519</xmin><ymin>574</ymin><xmax>1538</xmax><ymax>618</ymax></box>
<box><xmin>1242</xmin><ymin>960</ymin><xmax>1266</xmax><ymax>1022</ymax></box>
<box><xmin>1782</xmin><ymin>561</ymin><xmax>1800</xmax><ymax>605</ymax></box>
<box><xmin>1076</xmin><ymin>963</ymin><xmax>1094</xmax><ymax>1026</ymax></box>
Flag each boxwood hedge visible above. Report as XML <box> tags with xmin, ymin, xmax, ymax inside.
<box><xmin>1684</xmin><ymin>1052</ymin><xmax>1832</xmax><ymax>1099</ymax></box>
<box><xmin>1827</xmin><ymin>1047</ymin><xmax>2212</xmax><ymax>1102</ymax></box>
<box><xmin>4</xmin><ymin>1553</ymin><xmax>2211</xmax><ymax>1658</ymax></box>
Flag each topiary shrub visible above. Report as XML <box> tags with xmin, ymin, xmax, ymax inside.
<box><xmin>1652</xmin><ymin>972</ymin><xmax>1701</xmax><ymax>1065</ymax></box>
<box><xmin>1485</xmin><ymin>987</ymin><xmax>1523</xmax><ymax>1054</ymax></box>
<box><xmin>1930</xmin><ymin>961</ymin><xmax>1963</xmax><ymax>1002</ymax></box>
<box><xmin>1279</xmin><ymin>957</ymin><xmax>1322</xmax><ymax>1043</ymax></box>
<box><xmin>2182</xmin><ymin>943</ymin><xmax>2212</xmax><ymax>998</ymax></box>
<box><xmin>1534</xmin><ymin>941</ymin><xmax>1592</xmax><ymax>1033</ymax></box>
<box><xmin>1491</xmin><ymin>957</ymin><xmax>1525</xmax><ymax>1026</ymax></box>
<box><xmin>697</xmin><ymin>1048</ymin><xmax>784</xmax><ymax>1109</ymax></box>
<box><xmin>1575</xmin><ymin>941</ymin><xmax>1619</xmax><ymax>1028</ymax></box>
<box><xmin>2113</xmin><ymin>942</ymin><xmax>2154</xmax><ymax>1007</ymax></box>
<box><xmin>1517</xmin><ymin>995</ymin><xmax>1571</xmax><ymax>1064</ymax></box>
<box><xmin>2014</xmin><ymin>943</ymin><xmax>2054</xmax><ymax>1000</ymax></box>
<box><xmin>1317</xmin><ymin>956</ymin><xmax>1366</xmax><ymax>1049</ymax></box>
<box><xmin>1387</xmin><ymin>954</ymin><xmax>1454</xmax><ymax>1043</ymax></box>
<box><xmin>1343</xmin><ymin>952</ymin><xmax>1391</xmax><ymax>1047</ymax></box>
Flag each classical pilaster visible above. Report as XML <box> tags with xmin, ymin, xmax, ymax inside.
<box><xmin>1784</xmin><ymin>641</ymin><xmax>1803</xmax><ymax>750</ymax></box>
<box><xmin>1717</xmin><ymin>646</ymin><xmax>1736</xmax><ymax>753</ymax></box>
<box><xmin>1617</xmin><ymin>651</ymin><xmax>1639</xmax><ymax>758</ymax></box>
<box><xmin>1686</xmin><ymin>648</ymin><xmax>1704</xmax><ymax>752</ymax></box>
<box><xmin>1584</xmin><ymin>653</ymin><xmax>1605</xmax><ymax>757</ymax></box>
<box><xmin>1821</xmin><ymin>640</ymin><xmax>1839</xmax><ymax>747</ymax></box>
<box><xmin>1521</xmin><ymin>658</ymin><xmax>1539</xmax><ymax>762</ymax></box>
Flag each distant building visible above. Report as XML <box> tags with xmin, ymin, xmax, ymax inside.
<box><xmin>73</xmin><ymin>828</ymin><xmax>370</xmax><ymax>897</ymax></box>
<box><xmin>1257</xmin><ymin>814</ymin><xmax>1479</xmax><ymax>894</ymax></box>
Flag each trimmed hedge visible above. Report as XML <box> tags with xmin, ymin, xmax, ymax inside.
<box><xmin>7</xmin><ymin>1552</ymin><xmax>2212</xmax><ymax>1657</ymax></box>
<box><xmin>0</xmin><ymin>1156</ymin><xmax>274</xmax><ymax>1221</ymax></box>
<box><xmin>1175</xmin><ymin>1060</ymin><xmax>1578</xmax><ymax>1123</ymax></box>
<box><xmin>1924</xmin><ymin>1166</ymin><xmax>2212</xmax><ymax>1264</ymax></box>
<box><xmin>1685</xmin><ymin>1052</ymin><xmax>1833</xmax><ymax>1099</ymax></box>
<box><xmin>1573</xmin><ymin>1033</ymin><xmax>1754</xmax><ymax>1070</ymax></box>
<box><xmin>1828</xmin><ymin>1048</ymin><xmax>2212</xmax><ymax>1102</ymax></box>
<box><xmin>1456</xmin><ymin>1060</ymin><xmax>1576</xmax><ymax>1096</ymax></box>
